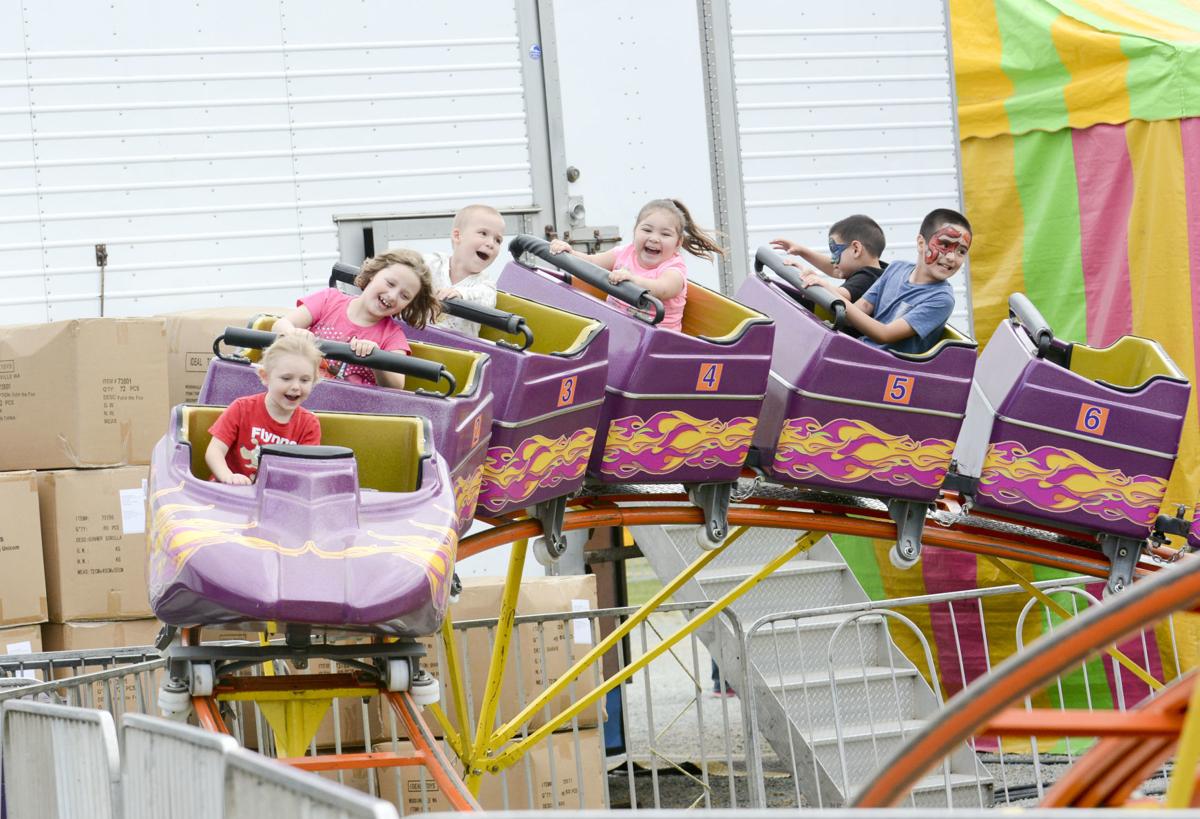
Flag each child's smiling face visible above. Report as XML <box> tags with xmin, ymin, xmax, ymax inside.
<box><xmin>259</xmin><ymin>352</ymin><xmax>316</xmax><ymax>419</ymax></box>
<box><xmin>632</xmin><ymin>208</ymin><xmax>683</xmax><ymax>268</ymax></box>
<box><xmin>359</xmin><ymin>263</ymin><xmax>421</xmax><ymax>319</ymax></box>
<box><xmin>451</xmin><ymin>212</ymin><xmax>506</xmax><ymax>276</ymax></box>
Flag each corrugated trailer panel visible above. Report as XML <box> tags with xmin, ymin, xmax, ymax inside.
<box><xmin>0</xmin><ymin>0</ymin><xmax>539</xmax><ymax>323</ymax></box>
<box><xmin>719</xmin><ymin>0</ymin><xmax>971</xmax><ymax>330</ymax></box>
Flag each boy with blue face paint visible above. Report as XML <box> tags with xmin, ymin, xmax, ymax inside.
<box><xmin>771</xmin><ymin>214</ymin><xmax>887</xmax><ymax>302</ymax></box>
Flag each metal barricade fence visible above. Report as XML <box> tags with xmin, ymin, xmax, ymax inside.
<box><xmin>2</xmin><ymin>698</ymin><xmax>123</xmax><ymax>819</ymax></box>
<box><xmin>0</xmin><ymin>646</ymin><xmax>163</xmax><ymax>720</ymax></box>
<box><xmin>122</xmin><ymin>712</ymin><xmax>240</xmax><ymax>819</ymax></box>
<box><xmin>742</xmin><ymin>575</ymin><xmax>1183</xmax><ymax>808</ymax></box>
<box><xmin>224</xmin><ymin>602</ymin><xmax>751</xmax><ymax>812</ymax></box>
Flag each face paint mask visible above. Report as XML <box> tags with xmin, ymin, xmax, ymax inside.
<box><xmin>924</xmin><ymin>226</ymin><xmax>972</xmax><ymax>265</ymax></box>
<box><xmin>828</xmin><ymin>237</ymin><xmax>849</xmax><ymax>266</ymax></box>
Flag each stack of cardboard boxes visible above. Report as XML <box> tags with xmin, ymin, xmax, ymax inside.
<box><xmin>0</xmin><ymin>318</ymin><xmax>168</xmax><ymax>673</ymax></box>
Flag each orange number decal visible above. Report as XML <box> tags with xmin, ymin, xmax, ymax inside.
<box><xmin>1075</xmin><ymin>403</ymin><xmax>1109</xmax><ymax>436</ymax></box>
<box><xmin>471</xmin><ymin>415</ymin><xmax>483</xmax><ymax>446</ymax></box>
<box><xmin>883</xmin><ymin>374</ymin><xmax>914</xmax><ymax>405</ymax></box>
<box><xmin>696</xmin><ymin>363</ymin><xmax>723</xmax><ymax>392</ymax></box>
<box><xmin>557</xmin><ymin>376</ymin><xmax>578</xmax><ymax>407</ymax></box>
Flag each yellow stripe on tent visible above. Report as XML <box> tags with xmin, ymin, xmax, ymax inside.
<box><xmin>1125</xmin><ymin>120</ymin><xmax>1200</xmax><ymax>515</ymax></box>
<box><xmin>1062</xmin><ymin>0</ymin><xmax>1200</xmax><ymax>43</ymax></box>
<box><xmin>961</xmin><ymin>134</ymin><xmax>1026</xmax><ymax>346</ymax></box>
<box><xmin>1049</xmin><ymin>12</ymin><xmax>1131</xmax><ymax>127</ymax></box>
<box><xmin>949</xmin><ymin>0</ymin><xmax>1015</xmax><ymax>139</ymax></box>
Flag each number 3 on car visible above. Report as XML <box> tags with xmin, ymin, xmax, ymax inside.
<box><xmin>557</xmin><ymin>375</ymin><xmax>578</xmax><ymax>407</ymax></box>
<box><xmin>1075</xmin><ymin>402</ymin><xmax>1109</xmax><ymax>436</ymax></box>
<box><xmin>695</xmin><ymin>362</ymin><xmax>723</xmax><ymax>392</ymax></box>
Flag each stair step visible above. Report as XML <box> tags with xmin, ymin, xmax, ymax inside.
<box><xmin>810</xmin><ymin>720</ymin><xmax>927</xmax><ymax>787</ymax></box>
<box><xmin>908</xmin><ymin>772</ymin><xmax>995</xmax><ymax>808</ymax></box>
<box><xmin>698</xmin><ymin>561</ymin><xmax>847</xmax><ymax>622</ymax></box>
<box><xmin>768</xmin><ymin>667</ymin><xmax>920</xmax><ymax>729</ymax></box>
<box><xmin>747</xmin><ymin>613</ymin><xmax>888</xmax><ymax>674</ymax></box>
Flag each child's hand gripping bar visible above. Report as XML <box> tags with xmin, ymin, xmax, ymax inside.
<box><xmin>508</xmin><ymin>234</ymin><xmax>666</xmax><ymax>326</ymax></box>
<box><xmin>1008</xmin><ymin>293</ymin><xmax>1054</xmax><ymax>358</ymax></box>
<box><xmin>754</xmin><ymin>246</ymin><xmax>847</xmax><ymax>332</ymax></box>
<box><xmin>214</xmin><ymin>326</ymin><xmax>457</xmax><ymax>396</ymax></box>
<box><xmin>328</xmin><ymin>262</ymin><xmax>534</xmax><ymax>351</ymax></box>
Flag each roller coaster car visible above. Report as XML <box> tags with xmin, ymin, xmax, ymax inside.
<box><xmin>199</xmin><ymin>322</ymin><xmax>493</xmax><ymax>535</ymax></box>
<box><xmin>500</xmin><ymin>235</ymin><xmax>775</xmax><ymax>545</ymax></box>
<box><xmin>953</xmin><ymin>294</ymin><xmax>1191</xmax><ymax>594</ymax></box>
<box><xmin>148</xmin><ymin>405</ymin><xmax>455</xmax><ymax>637</ymax></box>
<box><xmin>328</xmin><ymin>263</ymin><xmax>609</xmax><ymax>560</ymax></box>
<box><xmin>739</xmin><ymin>248</ymin><xmax>978</xmax><ymax>565</ymax></box>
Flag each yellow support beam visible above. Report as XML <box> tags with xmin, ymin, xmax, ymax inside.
<box><xmin>488</xmin><ymin>529</ymin><xmax>824</xmax><ymax>771</ymax></box>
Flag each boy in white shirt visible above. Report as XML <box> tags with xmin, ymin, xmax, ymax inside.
<box><xmin>424</xmin><ymin>204</ymin><xmax>506</xmax><ymax>336</ymax></box>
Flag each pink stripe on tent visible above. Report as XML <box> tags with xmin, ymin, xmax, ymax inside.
<box><xmin>1086</xmin><ymin>581</ymin><xmax>1164</xmax><ymax>708</ymax></box>
<box><xmin>1072</xmin><ymin>124</ymin><xmax>1134</xmax><ymax>346</ymax></box>
<box><xmin>921</xmin><ymin>547</ymin><xmax>989</xmax><ymax>698</ymax></box>
<box><xmin>1181</xmin><ymin>118</ymin><xmax>1200</xmax><ymax>400</ymax></box>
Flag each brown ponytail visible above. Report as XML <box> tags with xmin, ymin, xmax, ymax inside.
<box><xmin>635</xmin><ymin>198</ymin><xmax>725</xmax><ymax>261</ymax></box>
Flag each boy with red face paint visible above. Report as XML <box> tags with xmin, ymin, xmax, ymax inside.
<box><xmin>799</xmin><ymin>208</ymin><xmax>971</xmax><ymax>355</ymax></box>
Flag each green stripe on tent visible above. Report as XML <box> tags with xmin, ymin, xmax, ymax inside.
<box><xmin>996</xmin><ymin>0</ymin><xmax>1071</xmax><ymax>133</ymax></box>
<box><xmin>832</xmin><ymin>535</ymin><xmax>885</xmax><ymax>601</ymax></box>
<box><xmin>1032</xmin><ymin>563</ymin><xmax>1116</xmax><ymax>714</ymax></box>
<box><xmin>1013</xmin><ymin>130</ymin><xmax>1087</xmax><ymax>341</ymax></box>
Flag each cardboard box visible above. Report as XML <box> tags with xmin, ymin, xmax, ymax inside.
<box><xmin>375</xmin><ymin>728</ymin><xmax>605</xmax><ymax>811</ymax></box>
<box><xmin>0</xmin><ymin>318</ymin><xmax>168</xmax><ymax>470</ymax></box>
<box><xmin>0</xmin><ymin>623</ymin><xmax>43</xmax><ymax>657</ymax></box>
<box><xmin>41</xmin><ymin>619</ymin><xmax>162</xmax><ymax>714</ymax></box>
<box><xmin>160</xmin><ymin>306</ymin><xmax>286</xmax><ymax>407</ymax></box>
<box><xmin>418</xmin><ymin>574</ymin><xmax>601</xmax><ymax>734</ymax></box>
<box><xmin>316</xmin><ymin>753</ymin><xmax>378</xmax><ymax>796</ymax></box>
<box><xmin>37</xmin><ymin>466</ymin><xmax>152</xmax><ymax>622</ymax></box>
<box><xmin>0</xmin><ymin>471</ymin><xmax>48</xmax><ymax>625</ymax></box>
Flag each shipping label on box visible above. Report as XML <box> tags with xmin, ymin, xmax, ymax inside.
<box><xmin>38</xmin><ymin>466</ymin><xmax>152</xmax><ymax>621</ymax></box>
<box><xmin>0</xmin><ymin>471</ymin><xmax>48</xmax><ymax>625</ymax></box>
<box><xmin>0</xmin><ymin>623</ymin><xmax>43</xmax><ymax>657</ymax></box>
<box><xmin>0</xmin><ymin>318</ymin><xmax>168</xmax><ymax>470</ymax></box>
<box><xmin>160</xmin><ymin>306</ymin><xmax>286</xmax><ymax>407</ymax></box>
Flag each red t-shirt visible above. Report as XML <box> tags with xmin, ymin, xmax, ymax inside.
<box><xmin>208</xmin><ymin>394</ymin><xmax>322</xmax><ymax>480</ymax></box>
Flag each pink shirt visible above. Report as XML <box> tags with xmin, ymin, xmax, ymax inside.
<box><xmin>606</xmin><ymin>244</ymin><xmax>688</xmax><ymax>332</ymax></box>
<box><xmin>298</xmin><ymin>288</ymin><xmax>411</xmax><ymax>385</ymax></box>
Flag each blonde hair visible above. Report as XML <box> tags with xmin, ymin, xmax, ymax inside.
<box><xmin>355</xmin><ymin>248</ymin><xmax>438</xmax><ymax>329</ymax></box>
<box><xmin>635</xmin><ymin>198</ymin><xmax>725</xmax><ymax>261</ymax></box>
<box><xmin>261</xmin><ymin>333</ymin><xmax>322</xmax><ymax>377</ymax></box>
<box><xmin>453</xmin><ymin>203</ymin><xmax>503</xmax><ymax>231</ymax></box>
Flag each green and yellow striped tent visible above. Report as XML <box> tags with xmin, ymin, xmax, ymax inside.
<box><xmin>839</xmin><ymin>0</ymin><xmax>1200</xmax><ymax>734</ymax></box>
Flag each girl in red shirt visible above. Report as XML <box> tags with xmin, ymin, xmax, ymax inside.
<box><xmin>206</xmin><ymin>334</ymin><xmax>324</xmax><ymax>484</ymax></box>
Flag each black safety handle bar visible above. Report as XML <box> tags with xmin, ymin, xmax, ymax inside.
<box><xmin>329</xmin><ymin>262</ymin><xmax>533</xmax><ymax>351</ymax></box>
<box><xmin>1008</xmin><ymin>293</ymin><xmax>1054</xmax><ymax>358</ymax></box>
<box><xmin>214</xmin><ymin>326</ymin><xmax>456</xmax><ymax>396</ymax></box>
<box><xmin>509</xmin><ymin>234</ymin><xmax>665</xmax><ymax>326</ymax></box>
<box><xmin>754</xmin><ymin>247</ymin><xmax>847</xmax><ymax>332</ymax></box>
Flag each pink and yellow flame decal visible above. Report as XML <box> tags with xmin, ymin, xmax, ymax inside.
<box><xmin>978</xmin><ymin>441</ymin><xmax>1167</xmax><ymax>528</ymax></box>
<box><xmin>452</xmin><ymin>467</ymin><xmax>483</xmax><ymax>527</ymax></box>
<box><xmin>478</xmin><ymin>427</ymin><xmax>596</xmax><ymax>512</ymax></box>
<box><xmin>772</xmin><ymin>417</ymin><xmax>954</xmax><ymax>488</ymax></box>
<box><xmin>599</xmin><ymin>411</ymin><xmax>757</xmax><ymax>479</ymax></box>
<box><xmin>149</xmin><ymin>484</ymin><xmax>454</xmax><ymax>600</ymax></box>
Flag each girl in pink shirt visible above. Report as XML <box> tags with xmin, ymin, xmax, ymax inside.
<box><xmin>272</xmin><ymin>248</ymin><xmax>438</xmax><ymax>389</ymax></box>
<box><xmin>547</xmin><ymin>198</ymin><xmax>723</xmax><ymax>332</ymax></box>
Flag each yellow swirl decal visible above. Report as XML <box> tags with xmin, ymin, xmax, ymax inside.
<box><xmin>979</xmin><ymin>440</ymin><xmax>1167</xmax><ymax>527</ymax></box>
<box><xmin>452</xmin><ymin>467</ymin><xmax>483</xmax><ymax>527</ymax></box>
<box><xmin>773</xmin><ymin>416</ymin><xmax>953</xmax><ymax>488</ymax></box>
<box><xmin>599</xmin><ymin>411</ymin><xmax>757</xmax><ymax>479</ymax></box>
<box><xmin>479</xmin><ymin>427</ymin><xmax>596</xmax><ymax>511</ymax></box>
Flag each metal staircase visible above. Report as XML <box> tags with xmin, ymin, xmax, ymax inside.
<box><xmin>627</xmin><ymin>522</ymin><xmax>993</xmax><ymax>808</ymax></box>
